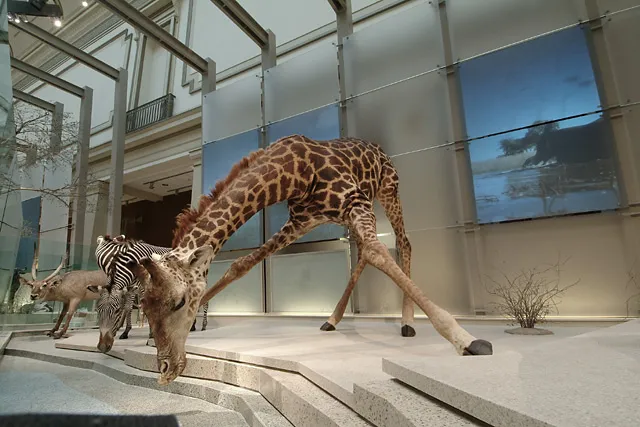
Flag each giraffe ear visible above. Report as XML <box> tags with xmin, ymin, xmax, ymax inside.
<box><xmin>188</xmin><ymin>245</ymin><xmax>214</xmax><ymax>270</ymax></box>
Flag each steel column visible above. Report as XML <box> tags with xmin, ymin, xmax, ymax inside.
<box><xmin>107</xmin><ymin>68</ymin><xmax>127</xmax><ymax>236</ymax></box>
<box><xmin>10</xmin><ymin>22</ymin><xmax>119</xmax><ymax>80</ymax></box>
<box><xmin>437</xmin><ymin>0</ymin><xmax>483</xmax><ymax>314</ymax></box>
<box><xmin>50</xmin><ymin>101</ymin><xmax>64</xmax><ymax>153</ymax></box>
<box><xmin>95</xmin><ymin>0</ymin><xmax>208</xmax><ymax>73</ymax></box>
<box><xmin>72</xmin><ymin>87</ymin><xmax>93</xmax><ymax>269</ymax></box>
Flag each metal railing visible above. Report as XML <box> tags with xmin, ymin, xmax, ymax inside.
<box><xmin>126</xmin><ymin>93</ymin><xmax>175</xmax><ymax>133</ymax></box>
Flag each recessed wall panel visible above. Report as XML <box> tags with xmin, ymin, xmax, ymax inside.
<box><xmin>270</xmin><ymin>250</ymin><xmax>350</xmax><ymax>313</ymax></box>
<box><xmin>202</xmin><ymin>130</ymin><xmax>262</xmax><ymax>251</ymax></box>
<box><xmin>266</xmin><ymin>105</ymin><xmax>345</xmax><ymax>243</ymax></box>
<box><xmin>448</xmin><ymin>0</ymin><xmax>587</xmax><ymax>61</ymax></box>
<box><xmin>343</xmin><ymin>1</ymin><xmax>443</xmax><ymax>96</ymax></box>
<box><xmin>264</xmin><ymin>41</ymin><xmax>339</xmax><ymax>123</ymax></box>
<box><xmin>202</xmin><ymin>74</ymin><xmax>262</xmax><ymax>143</ymax></box>
<box><xmin>206</xmin><ymin>259</ymin><xmax>263</xmax><ymax>313</ymax></box>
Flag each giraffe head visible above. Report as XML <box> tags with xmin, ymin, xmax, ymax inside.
<box><xmin>127</xmin><ymin>244</ymin><xmax>214</xmax><ymax>385</ymax></box>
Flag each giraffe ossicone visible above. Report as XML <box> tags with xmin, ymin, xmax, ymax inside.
<box><xmin>128</xmin><ymin>135</ymin><xmax>493</xmax><ymax>386</ymax></box>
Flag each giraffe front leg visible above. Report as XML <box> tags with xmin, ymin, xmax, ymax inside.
<box><xmin>53</xmin><ymin>298</ymin><xmax>80</xmax><ymax>339</ymax></box>
<box><xmin>348</xmin><ymin>203</ymin><xmax>493</xmax><ymax>356</ymax></box>
<box><xmin>321</xmin><ymin>257</ymin><xmax>366</xmax><ymax>332</ymax></box>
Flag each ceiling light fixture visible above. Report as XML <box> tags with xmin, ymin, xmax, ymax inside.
<box><xmin>82</xmin><ymin>1</ymin><xmax>88</xmax><ymax>7</ymax></box>
<box><xmin>53</xmin><ymin>17</ymin><xmax>62</xmax><ymax>27</ymax></box>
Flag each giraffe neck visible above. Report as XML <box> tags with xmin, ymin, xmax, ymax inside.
<box><xmin>176</xmin><ymin>163</ymin><xmax>291</xmax><ymax>255</ymax></box>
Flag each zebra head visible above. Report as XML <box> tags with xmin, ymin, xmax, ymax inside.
<box><xmin>90</xmin><ymin>239</ymin><xmax>132</xmax><ymax>353</ymax></box>
<box><xmin>126</xmin><ymin>245</ymin><xmax>214</xmax><ymax>385</ymax></box>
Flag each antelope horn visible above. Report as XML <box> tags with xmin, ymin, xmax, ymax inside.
<box><xmin>44</xmin><ymin>254</ymin><xmax>67</xmax><ymax>282</ymax></box>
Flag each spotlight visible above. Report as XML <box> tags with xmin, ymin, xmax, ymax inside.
<box><xmin>14</xmin><ymin>17</ymin><xmax>21</xmax><ymax>23</ymax></box>
<box><xmin>82</xmin><ymin>1</ymin><xmax>88</xmax><ymax>7</ymax></box>
<box><xmin>53</xmin><ymin>17</ymin><xmax>62</xmax><ymax>27</ymax></box>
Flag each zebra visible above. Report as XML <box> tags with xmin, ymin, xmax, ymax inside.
<box><xmin>91</xmin><ymin>235</ymin><xmax>208</xmax><ymax>353</ymax></box>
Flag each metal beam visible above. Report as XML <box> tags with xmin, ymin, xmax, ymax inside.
<box><xmin>11</xmin><ymin>57</ymin><xmax>85</xmax><ymax>97</ymax></box>
<box><xmin>106</xmin><ymin>68</ymin><xmax>128</xmax><ymax>236</ymax></box>
<box><xmin>72</xmin><ymin>87</ymin><xmax>93</xmax><ymax>270</ymax></box>
<box><xmin>327</xmin><ymin>0</ymin><xmax>348</xmax><ymax>13</ymax></box>
<box><xmin>10</xmin><ymin>21</ymin><xmax>119</xmax><ymax>80</ymax></box>
<box><xmin>50</xmin><ymin>101</ymin><xmax>64</xmax><ymax>152</ymax></box>
<box><xmin>122</xmin><ymin>184</ymin><xmax>162</xmax><ymax>202</ymax></box>
<box><xmin>96</xmin><ymin>0</ymin><xmax>209</xmax><ymax>74</ymax></box>
<box><xmin>13</xmin><ymin>88</ymin><xmax>55</xmax><ymax>111</ymax></box>
<box><xmin>209</xmin><ymin>0</ymin><xmax>269</xmax><ymax>48</ymax></box>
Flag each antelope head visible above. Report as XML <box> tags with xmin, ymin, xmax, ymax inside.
<box><xmin>19</xmin><ymin>253</ymin><xmax>68</xmax><ymax>301</ymax></box>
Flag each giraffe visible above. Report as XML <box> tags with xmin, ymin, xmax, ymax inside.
<box><xmin>127</xmin><ymin>135</ymin><xmax>493</xmax><ymax>385</ymax></box>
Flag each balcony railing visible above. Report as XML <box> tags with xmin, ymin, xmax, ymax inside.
<box><xmin>126</xmin><ymin>93</ymin><xmax>175</xmax><ymax>133</ymax></box>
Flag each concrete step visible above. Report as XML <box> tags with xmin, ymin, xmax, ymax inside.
<box><xmin>353</xmin><ymin>379</ymin><xmax>486</xmax><ymax>427</ymax></box>
<box><xmin>382</xmin><ymin>320</ymin><xmax>640</xmax><ymax>427</ymax></box>
<box><xmin>5</xmin><ymin>336</ymin><xmax>291</xmax><ymax>427</ymax></box>
<box><xmin>125</xmin><ymin>346</ymin><xmax>372</xmax><ymax>427</ymax></box>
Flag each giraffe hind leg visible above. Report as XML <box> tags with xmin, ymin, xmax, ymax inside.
<box><xmin>347</xmin><ymin>201</ymin><xmax>492</xmax><ymax>356</ymax></box>
<box><xmin>377</xmin><ymin>170</ymin><xmax>416</xmax><ymax>337</ymax></box>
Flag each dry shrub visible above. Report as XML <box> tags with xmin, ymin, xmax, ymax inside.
<box><xmin>485</xmin><ymin>256</ymin><xmax>580</xmax><ymax>328</ymax></box>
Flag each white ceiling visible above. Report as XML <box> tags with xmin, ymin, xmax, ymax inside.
<box><xmin>9</xmin><ymin>0</ymin><xmax>90</xmax><ymax>59</ymax></box>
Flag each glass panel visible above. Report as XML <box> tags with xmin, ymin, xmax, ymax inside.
<box><xmin>206</xmin><ymin>259</ymin><xmax>263</xmax><ymax>313</ymax></box>
<box><xmin>270</xmin><ymin>250</ymin><xmax>351</xmax><ymax>313</ymax></box>
<box><xmin>343</xmin><ymin>1</ymin><xmax>443</xmax><ymax>96</ymax></box>
<box><xmin>265</xmin><ymin>105</ymin><xmax>345</xmax><ymax>243</ymax></box>
<box><xmin>346</xmin><ymin>71</ymin><xmax>450</xmax><ymax>157</ymax></box>
<box><xmin>202</xmin><ymin>130</ymin><xmax>263</xmax><ymax>251</ymax></box>
<box><xmin>264</xmin><ymin>41</ymin><xmax>339</xmax><ymax>123</ymax></box>
<box><xmin>448</xmin><ymin>0</ymin><xmax>587</xmax><ymax>61</ymax></box>
<box><xmin>602</xmin><ymin>6</ymin><xmax>640</xmax><ymax>103</ymax></box>
<box><xmin>459</xmin><ymin>26</ymin><xmax>602</xmax><ymax>140</ymax></box>
<box><xmin>597</xmin><ymin>0</ymin><xmax>640</xmax><ymax>14</ymax></box>
<box><xmin>470</xmin><ymin>114</ymin><xmax>620</xmax><ymax>224</ymax></box>
<box><xmin>202</xmin><ymin>73</ymin><xmax>262</xmax><ymax>143</ymax></box>
<box><xmin>392</xmin><ymin>146</ymin><xmax>461</xmax><ymax>231</ymax></box>
<box><xmin>356</xmin><ymin>228</ymin><xmax>470</xmax><ymax>314</ymax></box>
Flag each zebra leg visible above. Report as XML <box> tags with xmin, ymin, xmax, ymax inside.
<box><xmin>119</xmin><ymin>291</ymin><xmax>134</xmax><ymax>339</ymax></box>
<box><xmin>201</xmin><ymin>303</ymin><xmax>208</xmax><ymax>331</ymax></box>
<box><xmin>190</xmin><ymin>305</ymin><xmax>197</xmax><ymax>332</ymax></box>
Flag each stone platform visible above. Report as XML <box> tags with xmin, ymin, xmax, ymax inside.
<box><xmin>3</xmin><ymin>317</ymin><xmax>637</xmax><ymax>426</ymax></box>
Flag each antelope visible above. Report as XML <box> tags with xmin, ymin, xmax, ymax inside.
<box><xmin>19</xmin><ymin>254</ymin><xmax>107</xmax><ymax>339</ymax></box>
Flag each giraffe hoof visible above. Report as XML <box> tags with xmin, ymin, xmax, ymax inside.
<box><xmin>119</xmin><ymin>332</ymin><xmax>129</xmax><ymax>339</ymax></box>
<box><xmin>463</xmin><ymin>339</ymin><xmax>493</xmax><ymax>356</ymax></box>
<box><xmin>320</xmin><ymin>322</ymin><xmax>336</xmax><ymax>331</ymax></box>
<box><xmin>401</xmin><ymin>325</ymin><xmax>416</xmax><ymax>337</ymax></box>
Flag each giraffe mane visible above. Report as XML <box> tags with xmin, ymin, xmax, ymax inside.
<box><xmin>172</xmin><ymin>148</ymin><xmax>266</xmax><ymax>248</ymax></box>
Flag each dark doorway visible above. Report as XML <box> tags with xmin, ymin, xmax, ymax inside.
<box><xmin>121</xmin><ymin>191</ymin><xmax>192</xmax><ymax>247</ymax></box>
